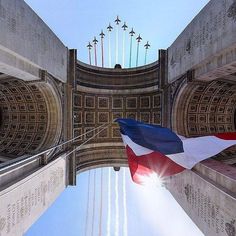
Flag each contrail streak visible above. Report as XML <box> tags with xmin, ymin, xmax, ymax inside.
<box><xmin>108</xmin><ymin>32</ymin><xmax>111</xmax><ymax>67</ymax></box>
<box><xmin>115</xmin><ymin>171</ymin><xmax>119</xmax><ymax>236</ymax></box>
<box><xmin>116</xmin><ymin>25</ymin><xmax>119</xmax><ymax>64</ymax></box>
<box><xmin>101</xmin><ymin>37</ymin><xmax>104</xmax><ymax>67</ymax></box>
<box><xmin>122</xmin><ymin>30</ymin><xmax>125</xmax><ymax>68</ymax></box>
<box><xmin>106</xmin><ymin>168</ymin><xmax>111</xmax><ymax>236</ymax></box>
<box><xmin>144</xmin><ymin>41</ymin><xmax>150</xmax><ymax>65</ymax></box>
<box><xmin>136</xmin><ymin>42</ymin><xmax>140</xmax><ymax>67</ymax></box>
<box><xmin>85</xmin><ymin>171</ymin><xmax>91</xmax><ymax>236</ymax></box>
<box><xmin>136</xmin><ymin>34</ymin><xmax>142</xmax><ymax>67</ymax></box>
<box><xmin>129</xmin><ymin>28</ymin><xmax>135</xmax><ymax>68</ymax></box>
<box><xmin>144</xmin><ymin>48</ymin><xmax>148</xmax><ymax>65</ymax></box>
<box><xmin>91</xmin><ymin>170</ymin><xmax>96</xmax><ymax>236</ymax></box>
<box><xmin>122</xmin><ymin>22</ymin><xmax>128</xmax><ymax>68</ymax></box>
<box><xmin>123</xmin><ymin>168</ymin><xmax>128</xmax><ymax>236</ymax></box>
<box><xmin>88</xmin><ymin>49</ymin><xmax>92</xmax><ymax>65</ymax></box>
<box><xmin>98</xmin><ymin>169</ymin><xmax>103</xmax><ymax>236</ymax></box>
<box><xmin>94</xmin><ymin>44</ymin><xmax>97</xmax><ymax>66</ymax></box>
<box><xmin>129</xmin><ymin>36</ymin><xmax>133</xmax><ymax>68</ymax></box>
<box><xmin>87</xmin><ymin>42</ymin><xmax>92</xmax><ymax>66</ymax></box>
<box><xmin>107</xmin><ymin>23</ymin><xmax>113</xmax><ymax>67</ymax></box>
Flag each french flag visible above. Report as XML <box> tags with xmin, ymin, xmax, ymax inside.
<box><xmin>115</xmin><ymin>118</ymin><xmax>236</xmax><ymax>184</ymax></box>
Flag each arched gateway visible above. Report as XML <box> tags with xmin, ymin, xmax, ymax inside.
<box><xmin>0</xmin><ymin>0</ymin><xmax>236</xmax><ymax>236</ymax></box>
<box><xmin>74</xmin><ymin>61</ymin><xmax>160</xmax><ymax>173</ymax></box>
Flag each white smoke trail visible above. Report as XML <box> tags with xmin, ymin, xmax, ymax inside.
<box><xmin>91</xmin><ymin>170</ymin><xmax>96</xmax><ymax>236</ymax></box>
<box><xmin>144</xmin><ymin>48</ymin><xmax>147</xmax><ymax>65</ymax></box>
<box><xmin>98</xmin><ymin>169</ymin><xmax>103</xmax><ymax>236</ymax></box>
<box><xmin>106</xmin><ymin>167</ymin><xmax>111</xmax><ymax>236</ymax></box>
<box><xmin>108</xmin><ymin>32</ymin><xmax>111</xmax><ymax>67</ymax></box>
<box><xmin>101</xmin><ymin>37</ymin><xmax>104</xmax><ymax>67</ymax></box>
<box><xmin>115</xmin><ymin>171</ymin><xmax>119</xmax><ymax>236</ymax></box>
<box><xmin>122</xmin><ymin>30</ymin><xmax>125</xmax><ymax>68</ymax></box>
<box><xmin>129</xmin><ymin>36</ymin><xmax>133</xmax><ymax>68</ymax></box>
<box><xmin>85</xmin><ymin>171</ymin><xmax>91</xmax><ymax>236</ymax></box>
<box><xmin>88</xmin><ymin>50</ymin><xmax>92</xmax><ymax>65</ymax></box>
<box><xmin>94</xmin><ymin>43</ymin><xmax>97</xmax><ymax>66</ymax></box>
<box><xmin>123</xmin><ymin>168</ymin><xmax>128</xmax><ymax>236</ymax></box>
<box><xmin>116</xmin><ymin>25</ymin><xmax>119</xmax><ymax>64</ymax></box>
<box><xmin>136</xmin><ymin>43</ymin><xmax>140</xmax><ymax>67</ymax></box>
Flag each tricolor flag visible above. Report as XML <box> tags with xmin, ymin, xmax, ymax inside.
<box><xmin>115</xmin><ymin>118</ymin><xmax>236</xmax><ymax>184</ymax></box>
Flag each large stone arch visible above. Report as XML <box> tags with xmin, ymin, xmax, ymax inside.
<box><xmin>74</xmin><ymin>61</ymin><xmax>161</xmax><ymax>172</ymax></box>
<box><xmin>172</xmin><ymin>78</ymin><xmax>236</xmax><ymax>164</ymax></box>
<box><xmin>172</xmin><ymin>79</ymin><xmax>236</xmax><ymax>137</ymax></box>
<box><xmin>0</xmin><ymin>76</ymin><xmax>63</xmax><ymax>158</ymax></box>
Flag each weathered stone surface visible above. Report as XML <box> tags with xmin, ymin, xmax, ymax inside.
<box><xmin>168</xmin><ymin>0</ymin><xmax>236</xmax><ymax>82</ymax></box>
<box><xmin>0</xmin><ymin>0</ymin><xmax>68</xmax><ymax>82</ymax></box>
<box><xmin>0</xmin><ymin>155</ymin><xmax>66</xmax><ymax>236</ymax></box>
<box><xmin>166</xmin><ymin>162</ymin><xmax>236</xmax><ymax>236</ymax></box>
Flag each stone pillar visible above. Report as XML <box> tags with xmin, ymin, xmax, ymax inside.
<box><xmin>64</xmin><ymin>49</ymin><xmax>77</xmax><ymax>186</ymax></box>
<box><xmin>158</xmin><ymin>49</ymin><xmax>171</xmax><ymax>128</ymax></box>
<box><xmin>0</xmin><ymin>155</ymin><xmax>67</xmax><ymax>236</ymax></box>
<box><xmin>166</xmin><ymin>159</ymin><xmax>236</xmax><ymax>236</ymax></box>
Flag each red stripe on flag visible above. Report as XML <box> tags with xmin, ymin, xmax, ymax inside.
<box><xmin>126</xmin><ymin>146</ymin><xmax>185</xmax><ymax>184</ymax></box>
<box><xmin>215</xmin><ymin>132</ymin><xmax>236</xmax><ymax>140</ymax></box>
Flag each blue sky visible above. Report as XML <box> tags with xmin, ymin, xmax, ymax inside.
<box><xmin>24</xmin><ymin>0</ymin><xmax>209</xmax><ymax>235</ymax></box>
<box><xmin>25</xmin><ymin>0</ymin><xmax>210</xmax><ymax>68</ymax></box>
<box><xmin>25</xmin><ymin>168</ymin><xmax>204</xmax><ymax>236</ymax></box>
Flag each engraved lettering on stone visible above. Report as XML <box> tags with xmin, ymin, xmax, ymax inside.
<box><xmin>186</xmin><ymin>39</ymin><xmax>191</xmax><ymax>53</ymax></box>
<box><xmin>184</xmin><ymin>184</ymin><xmax>191</xmax><ymax>202</ymax></box>
<box><xmin>0</xmin><ymin>217</ymin><xmax>6</xmax><ymax>232</ymax></box>
<box><xmin>169</xmin><ymin>0</ymin><xmax>236</xmax><ymax>76</ymax></box>
<box><xmin>170</xmin><ymin>56</ymin><xmax>176</xmax><ymax>68</ymax></box>
<box><xmin>227</xmin><ymin>1</ymin><xmax>236</xmax><ymax>22</ymax></box>
<box><xmin>225</xmin><ymin>220</ymin><xmax>236</xmax><ymax>236</ymax></box>
<box><xmin>181</xmin><ymin>179</ymin><xmax>232</xmax><ymax>235</ymax></box>
<box><xmin>0</xmin><ymin>160</ymin><xmax>65</xmax><ymax>235</ymax></box>
<box><xmin>7</xmin><ymin>204</ymin><xmax>11</xmax><ymax>233</ymax></box>
<box><xmin>0</xmin><ymin>4</ymin><xmax>6</xmax><ymax>19</ymax></box>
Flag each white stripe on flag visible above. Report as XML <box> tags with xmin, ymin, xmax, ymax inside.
<box><xmin>121</xmin><ymin>134</ymin><xmax>236</xmax><ymax>169</ymax></box>
<box><xmin>121</xmin><ymin>134</ymin><xmax>153</xmax><ymax>156</ymax></box>
<box><xmin>121</xmin><ymin>134</ymin><xmax>188</xmax><ymax>168</ymax></box>
<box><xmin>181</xmin><ymin>135</ymin><xmax>236</xmax><ymax>168</ymax></box>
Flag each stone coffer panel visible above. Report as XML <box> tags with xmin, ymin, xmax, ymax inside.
<box><xmin>74</xmin><ymin>61</ymin><xmax>161</xmax><ymax>145</ymax></box>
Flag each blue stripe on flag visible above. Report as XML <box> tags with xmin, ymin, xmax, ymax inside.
<box><xmin>116</xmin><ymin>118</ymin><xmax>184</xmax><ymax>155</ymax></box>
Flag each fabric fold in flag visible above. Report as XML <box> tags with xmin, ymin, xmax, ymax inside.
<box><xmin>115</xmin><ymin>118</ymin><xmax>236</xmax><ymax>184</ymax></box>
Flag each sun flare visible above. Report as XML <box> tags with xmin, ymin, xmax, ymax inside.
<box><xmin>140</xmin><ymin>173</ymin><xmax>163</xmax><ymax>188</ymax></box>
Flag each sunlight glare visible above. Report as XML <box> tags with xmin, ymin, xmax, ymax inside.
<box><xmin>140</xmin><ymin>173</ymin><xmax>163</xmax><ymax>188</ymax></box>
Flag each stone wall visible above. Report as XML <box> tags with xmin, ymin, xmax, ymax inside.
<box><xmin>0</xmin><ymin>155</ymin><xmax>67</xmax><ymax>236</ymax></box>
<box><xmin>0</xmin><ymin>0</ymin><xmax>68</xmax><ymax>82</ymax></box>
<box><xmin>168</xmin><ymin>0</ymin><xmax>236</xmax><ymax>82</ymax></box>
<box><xmin>166</xmin><ymin>160</ymin><xmax>236</xmax><ymax>236</ymax></box>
